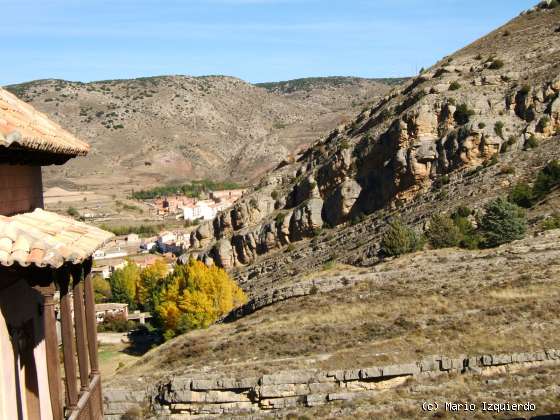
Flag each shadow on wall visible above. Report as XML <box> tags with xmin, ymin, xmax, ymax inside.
<box><xmin>0</xmin><ymin>270</ymin><xmax>46</xmax><ymax>420</ymax></box>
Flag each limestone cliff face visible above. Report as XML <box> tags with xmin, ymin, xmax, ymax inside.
<box><xmin>186</xmin><ymin>6</ymin><xmax>560</xmax><ymax>268</ymax></box>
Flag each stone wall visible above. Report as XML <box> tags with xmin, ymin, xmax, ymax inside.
<box><xmin>104</xmin><ymin>349</ymin><xmax>560</xmax><ymax>419</ymax></box>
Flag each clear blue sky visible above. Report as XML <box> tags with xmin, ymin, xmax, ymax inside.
<box><xmin>1</xmin><ymin>0</ymin><xmax>535</xmax><ymax>85</ymax></box>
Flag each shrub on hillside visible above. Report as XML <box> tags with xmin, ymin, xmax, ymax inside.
<box><xmin>524</xmin><ymin>134</ymin><xmax>538</xmax><ymax>150</ymax></box>
<box><xmin>488</xmin><ymin>59</ymin><xmax>505</xmax><ymax>70</ymax></box>
<box><xmin>541</xmin><ymin>213</ymin><xmax>560</xmax><ymax>231</ymax></box>
<box><xmin>453</xmin><ymin>104</ymin><xmax>475</xmax><ymax>125</ymax></box>
<box><xmin>426</xmin><ymin>214</ymin><xmax>462</xmax><ymax>249</ymax></box>
<box><xmin>449</xmin><ymin>81</ymin><xmax>461</xmax><ymax>91</ymax></box>
<box><xmin>380</xmin><ymin>220</ymin><xmax>425</xmax><ymax>257</ymax></box>
<box><xmin>508</xmin><ymin>182</ymin><xmax>533</xmax><ymax>208</ymax></box>
<box><xmin>479</xmin><ymin>198</ymin><xmax>527</xmax><ymax>248</ymax></box>
<box><xmin>532</xmin><ymin>160</ymin><xmax>560</xmax><ymax>201</ymax></box>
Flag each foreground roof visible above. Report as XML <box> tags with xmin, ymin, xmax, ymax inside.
<box><xmin>0</xmin><ymin>209</ymin><xmax>113</xmax><ymax>268</ymax></box>
<box><xmin>0</xmin><ymin>87</ymin><xmax>90</xmax><ymax>157</ymax></box>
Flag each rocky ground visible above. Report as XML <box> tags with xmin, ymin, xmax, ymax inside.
<box><xmin>5</xmin><ymin>76</ymin><xmax>394</xmax><ymax>196</ymax></box>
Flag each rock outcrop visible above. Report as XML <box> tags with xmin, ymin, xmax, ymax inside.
<box><xmin>184</xmin><ymin>6</ymin><xmax>560</xmax><ymax>270</ymax></box>
<box><xmin>104</xmin><ymin>348</ymin><xmax>560</xmax><ymax>418</ymax></box>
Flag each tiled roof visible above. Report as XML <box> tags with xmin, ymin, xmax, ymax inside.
<box><xmin>0</xmin><ymin>208</ymin><xmax>114</xmax><ymax>268</ymax></box>
<box><xmin>0</xmin><ymin>87</ymin><xmax>90</xmax><ymax>156</ymax></box>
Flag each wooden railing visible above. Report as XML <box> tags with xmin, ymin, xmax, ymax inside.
<box><xmin>41</xmin><ymin>258</ymin><xmax>103</xmax><ymax>420</ymax></box>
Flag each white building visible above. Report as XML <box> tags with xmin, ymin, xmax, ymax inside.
<box><xmin>182</xmin><ymin>200</ymin><xmax>226</xmax><ymax>221</ymax></box>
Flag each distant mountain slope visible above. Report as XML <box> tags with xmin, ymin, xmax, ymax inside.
<box><xmin>5</xmin><ymin>75</ymin><xmax>395</xmax><ymax>194</ymax></box>
<box><xmin>256</xmin><ymin>76</ymin><xmax>407</xmax><ymax>94</ymax></box>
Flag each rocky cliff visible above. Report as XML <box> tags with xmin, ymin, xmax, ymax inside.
<box><xmin>186</xmin><ymin>6</ymin><xmax>560</xmax><ymax>271</ymax></box>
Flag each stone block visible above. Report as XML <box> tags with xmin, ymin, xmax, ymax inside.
<box><xmin>451</xmin><ymin>357</ymin><xmax>466</xmax><ymax>371</ymax></box>
<box><xmin>326</xmin><ymin>370</ymin><xmax>345</xmax><ymax>381</ymax></box>
<box><xmin>328</xmin><ymin>392</ymin><xmax>360</xmax><ymax>401</ymax></box>
<box><xmin>308</xmin><ymin>382</ymin><xmax>339</xmax><ymax>394</ymax></box>
<box><xmin>306</xmin><ymin>393</ymin><xmax>327</xmax><ymax>407</ymax></box>
<box><xmin>360</xmin><ymin>366</ymin><xmax>382</xmax><ymax>379</ymax></box>
<box><xmin>259</xmin><ymin>383</ymin><xmax>310</xmax><ymax>398</ymax></box>
<box><xmin>260</xmin><ymin>369</ymin><xmax>317</xmax><ymax>385</ymax></box>
<box><xmin>546</xmin><ymin>349</ymin><xmax>559</xmax><ymax>360</ymax></box>
<box><xmin>191</xmin><ymin>378</ymin><xmax>219</xmax><ymax>390</ymax></box>
<box><xmin>260</xmin><ymin>396</ymin><xmax>302</xmax><ymax>409</ymax></box>
<box><xmin>382</xmin><ymin>363</ymin><xmax>420</xmax><ymax>377</ymax></box>
<box><xmin>491</xmin><ymin>354</ymin><xmax>512</xmax><ymax>365</ymax></box>
<box><xmin>419</xmin><ymin>357</ymin><xmax>439</xmax><ymax>373</ymax></box>
<box><xmin>440</xmin><ymin>357</ymin><xmax>452</xmax><ymax>371</ymax></box>
<box><xmin>343</xmin><ymin>369</ymin><xmax>361</xmax><ymax>381</ymax></box>
<box><xmin>482</xmin><ymin>355</ymin><xmax>493</xmax><ymax>366</ymax></box>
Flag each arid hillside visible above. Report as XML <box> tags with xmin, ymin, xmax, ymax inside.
<box><xmin>186</xmin><ymin>5</ymin><xmax>560</xmax><ymax>278</ymax></box>
<box><xmin>5</xmin><ymin>76</ymin><xmax>395</xmax><ymax>194</ymax></box>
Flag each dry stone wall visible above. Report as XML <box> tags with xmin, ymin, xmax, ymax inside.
<box><xmin>104</xmin><ymin>349</ymin><xmax>560</xmax><ymax>419</ymax></box>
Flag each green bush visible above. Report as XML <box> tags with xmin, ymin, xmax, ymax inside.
<box><xmin>479</xmin><ymin>198</ymin><xmax>527</xmax><ymax>248</ymax></box>
<box><xmin>453</xmin><ymin>104</ymin><xmax>475</xmax><ymax>125</ymax></box>
<box><xmin>97</xmin><ymin>313</ymin><xmax>134</xmax><ymax>333</ymax></box>
<box><xmin>426</xmin><ymin>214</ymin><xmax>462</xmax><ymax>249</ymax></box>
<box><xmin>508</xmin><ymin>182</ymin><xmax>533</xmax><ymax>208</ymax></box>
<box><xmin>67</xmin><ymin>206</ymin><xmax>79</xmax><ymax>217</ymax></box>
<box><xmin>541</xmin><ymin>213</ymin><xmax>560</xmax><ymax>231</ymax></box>
<box><xmin>524</xmin><ymin>134</ymin><xmax>538</xmax><ymax>149</ymax></box>
<box><xmin>494</xmin><ymin>121</ymin><xmax>505</xmax><ymax>138</ymax></box>
<box><xmin>449</xmin><ymin>81</ymin><xmax>461</xmax><ymax>91</ymax></box>
<box><xmin>537</xmin><ymin>116</ymin><xmax>550</xmax><ymax>132</ymax></box>
<box><xmin>380</xmin><ymin>220</ymin><xmax>425</xmax><ymax>257</ymax></box>
<box><xmin>478</xmin><ymin>122</ymin><xmax>486</xmax><ymax>129</ymax></box>
<box><xmin>488</xmin><ymin>59</ymin><xmax>504</xmax><ymax>70</ymax></box>
<box><xmin>532</xmin><ymin>160</ymin><xmax>560</xmax><ymax>201</ymax></box>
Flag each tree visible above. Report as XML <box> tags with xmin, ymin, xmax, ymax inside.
<box><xmin>479</xmin><ymin>198</ymin><xmax>527</xmax><ymax>248</ymax></box>
<box><xmin>426</xmin><ymin>214</ymin><xmax>461</xmax><ymax>249</ymax></box>
<box><xmin>136</xmin><ymin>259</ymin><xmax>168</xmax><ymax>312</ymax></box>
<box><xmin>93</xmin><ymin>275</ymin><xmax>112</xmax><ymax>303</ymax></box>
<box><xmin>380</xmin><ymin>220</ymin><xmax>424</xmax><ymax>257</ymax></box>
<box><xmin>153</xmin><ymin>260</ymin><xmax>247</xmax><ymax>340</ymax></box>
<box><xmin>109</xmin><ymin>263</ymin><xmax>140</xmax><ymax>309</ymax></box>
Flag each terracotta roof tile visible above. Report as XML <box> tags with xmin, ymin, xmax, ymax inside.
<box><xmin>0</xmin><ymin>87</ymin><xmax>89</xmax><ymax>156</ymax></box>
<box><xmin>0</xmin><ymin>208</ymin><xmax>113</xmax><ymax>268</ymax></box>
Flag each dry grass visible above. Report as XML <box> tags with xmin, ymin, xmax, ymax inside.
<box><xmin>109</xmin><ymin>230</ymin><xmax>560</xmax><ymax>387</ymax></box>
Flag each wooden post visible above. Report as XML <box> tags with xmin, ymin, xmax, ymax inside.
<box><xmin>71</xmin><ymin>264</ymin><xmax>90</xmax><ymax>392</ymax></box>
<box><xmin>58</xmin><ymin>266</ymin><xmax>79</xmax><ymax>411</ymax></box>
<box><xmin>82</xmin><ymin>258</ymin><xmax>100</xmax><ymax>376</ymax></box>
<box><xmin>36</xmin><ymin>283</ymin><xmax>64</xmax><ymax>420</ymax></box>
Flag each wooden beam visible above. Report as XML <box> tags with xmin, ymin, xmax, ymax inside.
<box><xmin>82</xmin><ymin>258</ymin><xmax>100</xmax><ymax>376</ymax></box>
<box><xmin>71</xmin><ymin>265</ymin><xmax>90</xmax><ymax>392</ymax></box>
<box><xmin>58</xmin><ymin>266</ymin><xmax>79</xmax><ymax>411</ymax></box>
<box><xmin>34</xmin><ymin>283</ymin><xmax>64</xmax><ymax>420</ymax></box>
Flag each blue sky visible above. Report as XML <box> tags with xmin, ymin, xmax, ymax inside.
<box><xmin>1</xmin><ymin>0</ymin><xmax>535</xmax><ymax>85</ymax></box>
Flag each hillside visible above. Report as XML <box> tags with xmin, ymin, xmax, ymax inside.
<box><xmin>5</xmin><ymin>76</ymin><xmax>394</xmax><ymax>195</ymax></box>
<box><xmin>185</xmin><ymin>5</ymin><xmax>560</xmax><ymax>280</ymax></box>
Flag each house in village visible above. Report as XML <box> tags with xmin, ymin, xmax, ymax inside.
<box><xmin>94</xmin><ymin>303</ymin><xmax>128</xmax><ymax>323</ymax></box>
<box><xmin>0</xmin><ymin>86</ymin><xmax>113</xmax><ymax>419</ymax></box>
<box><xmin>182</xmin><ymin>199</ymin><xmax>225</xmax><ymax>221</ymax></box>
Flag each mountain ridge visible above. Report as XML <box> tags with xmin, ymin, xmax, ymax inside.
<box><xmin>5</xmin><ymin>75</ymin><xmax>399</xmax><ymax>194</ymax></box>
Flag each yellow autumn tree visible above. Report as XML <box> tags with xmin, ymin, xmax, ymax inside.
<box><xmin>154</xmin><ymin>259</ymin><xmax>246</xmax><ymax>340</ymax></box>
<box><xmin>136</xmin><ymin>259</ymin><xmax>168</xmax><ymax>311</ymax></box>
